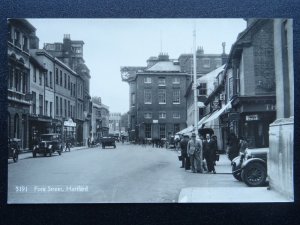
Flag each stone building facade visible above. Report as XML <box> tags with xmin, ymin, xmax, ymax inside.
<box><xmin>7</xmin><ymin>19</ymin><xmax>38</xmax><ymax>149</ymax></box>
<box><xmin>44</xmin><ymin>34</ymin><xmax>91</xmax><ymax>145</ymax></box>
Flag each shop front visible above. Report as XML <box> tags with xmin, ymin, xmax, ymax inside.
<box><xmin>63</xmin><ymin>118</ymin><xmax>76</xmax><ymax>144</ymax></box>
<box><xmin>28</xmin><ymin>115</ymin><xmax>52</xmax><ymax>149</ymax></box>
<box><xmin>231</xmin><ymin>96</ymin><xmax>276</xmax><ymax>148</ymax></box>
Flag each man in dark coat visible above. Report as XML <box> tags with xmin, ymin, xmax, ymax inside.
<box><xmin>203</xmin><ymin>134</ymin><xmax>217</xmax><ymax>173</ymax></box>
<box><xmin>227</xmin><ymin>133</ymin><xmax>239</xmax><ymax>161</ymax></box>
<box><xmin>180</xmin><ymin>134</ymin><xmax>190</xmax><ymax>170</ymax></box>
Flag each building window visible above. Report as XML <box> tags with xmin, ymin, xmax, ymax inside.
<box><xmin>33</xmin><ymin>67</ymin><xmax>36</xmax><ymax>83</ymax></box>
<box><xmin>32</xmin><ymin>91</ymin><xmax>36</xmax><ymax>114</ymax></box>
<box><xmin>64</xmin><ymin>73</ymin><xmax>67</xmax><ymax>88</ymax></box>
<box><xmin>56</xmin><ymin>96</ymin><xmax>59</xmax><ymax>115</ymax></box>
<box><xmin>68</xmin><ymin>101</ymin><xmax>70</xmax><ymax>117</ymax></box>
<box><xmin>14</xmin><ymin>30</ymin><xmax>20</xmax><ymax>47</ymax></box>
<box><xmin>39</xmin><ymin>95</ymin><xmax>43</xmax><ymax>115</ymax></box>
<box><xmin>39</xmin><ymin>71</ymin><xmax>42</xmax><ymax>85</ymax></box>
<box><xmin>198</xmin><ymin>83</ymin><xmax>207</xmax><ymax>95</ymax></box>
<box><xmin>68</xmin><ymin>76</ymin><xmax>70</xmax><ymax>90</ymax></box>
<box><xmin>60</xmin><ymin>70</ymin><xmax>62</xmax><ymax>86</ymax></box>
<box><xmin>70</xmin><ymin>83</ymin><xmax>73</xmax><ymax>96</ymax></box>
<box><xmin>173</xmin><ymin>90</ymin><xmax>180</xmax><ymax>104</ymax></box>
<box><xmin>45</xmin><ymin>100</ymin><xmax>48</xmax><ymax>116</ymax></box>
<box><xmin>158</xmin><ymin>77</ymin><xmax>166</xmax><ymax>86</ymax></box>
<box><xmin>144</xmin><ymin>89</ymin><xmax>152</xmax><ymax>104</ymax></box>
<box><xmin>159</xmin><ymin>124</ymin><xmax>166</xmax><ymax>139</ymax></box>
<box><xmin>144</xmin><ymin>77</ymin><xmax>152</xmax><ymax>83</ymax></box>
<box><xmin>172</xmin><ymin>77</ymin><xmax>180</xmax><ymax>84</ymax></box>
<box><xmin>203</xmin><ymin>58</ymin><xmax>211</xmax><ymax>68</ymax></box>
<box><xmin>45</xmin><ymin>71</ymin><xmax>48</xmax><ymax>87</ymax></box>
<box><xmin>131</xmin><ymin>93</ymin><xmax>136</xmax><ymax>106</ymax></box>
<box><xmin>64</xmin><ymin>99</ymin><xmax>67</xmax><ymax>117</ymax></box>
<box><xmin>173</xmin><ymin>112</ymin><xmax>180</xmax><ymax>119</ymax></box>
<box><xmin>145</xmin><ymin>124</ymin><xmax>152</xmax><ymax>138</ymax></box>
<box><xmin>55</xmin><ymin>68</ymin><xmax>58</xmax><ymax>84</ymax></box>
<box><xmin>159</xmin><ymin>112</ymin><xmax>166</xmax><ymax>119</ymax></box>
<box><xmin>144</xmin><ymin>112</ymin><xmax>152</xmax><ymax>119</ymax></box>
<box><xmin>22</xmin><ymin>36</ymin><xmax>28</xmax><ymax>51</ymax></box>
<box><xmin>50</xmin><ymin>102</ymin><xmax>53</xmax><ymax>118</ymax></box>
<box><xmin>158</xmin><ymin>89</ymin><xmax>166</xmax><ymax>104</ymax></box>
<box><xmin>60</xmin><ymin>97</ymin><xmax>63</xmax><ymax>116</ymax></box>
<box><xmin>49</xmin><ymin>71</ymin><xmax>53</xmax><ymax>88</ymax></box>
<box><xmin>174</xmin><ymin>124</ymin><xmax>180</xmax><ymax>134</ymax></box>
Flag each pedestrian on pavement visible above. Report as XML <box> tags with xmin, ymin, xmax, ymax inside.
<box><xmin>203</xmin><ymin>134</ymin><xmax>217</xmax><ymax>174</ymax></box>
<box><xmin>238</xmin><ymin>136</ymin><xmax>248</xmax><ymax>154</ymax></box>
<box><xmin>187</xmin><ymin>133</ymin><xmax>203</xmax><ymax>173</ymax></box>
<box><xmin>179</xmin><ymin>134</ymin><xmax>190</xmax><ymax>169</ymax></box>
<box><xmin>227</xmin><ymin>132</ymin><xmax>239</xmax><ymax>161</ymax></box>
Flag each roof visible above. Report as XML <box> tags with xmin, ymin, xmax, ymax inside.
<box><xmin>196</xmin><ymin>64</ymin><xmax>225</xmax><ymax>86</ymax></box>
<box><xmin>145</xmin><ymin>61</ymin><xmax>180</xmax><ymax>72</ymax></box>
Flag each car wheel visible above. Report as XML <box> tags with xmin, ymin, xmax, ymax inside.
<box><xmin>232</xmin><ymin>164</ymin><xmax>242</xmax><ymax>181</ymax></box>
<box><xmin>241</xmin><ymin>162</ymin><xmax>267</xmax><ymax>187</ymax></box>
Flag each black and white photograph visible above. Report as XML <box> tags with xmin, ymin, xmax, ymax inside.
<box><xmin>6</xmin><ymin>18</ymin><xmax>294</xmax><ymax>204</ymax></box>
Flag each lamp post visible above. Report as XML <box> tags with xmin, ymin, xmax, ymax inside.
<box><xmin>193</xmin><ymin>24</ymin><xmax>198</xmax><ymax>135</ymax></box>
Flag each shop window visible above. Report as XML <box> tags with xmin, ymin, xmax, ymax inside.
<box><xmin>145</xmin><ymin>124</ymin><xmax>152</xmax><ymax>138</ymax></box>
<box><xmin>159</xmin><ymin>124</ymin><xmax>166</xmax><ymax>139</ymax></box>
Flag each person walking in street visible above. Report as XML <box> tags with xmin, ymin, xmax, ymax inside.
<box><xmin>203</xmin><ymin>134</ymin><xmax>217</xmax><ymax>174</ymax></box>
<box><xmin>180</xmin><ymin>134</ymin><xmax>190</xmax><ymax>170</ymax></box>
<box><xmin>227</xmin><ymin>133</ymin><xmax>239</xmax><ymax>161</ymax></box>
<box><xmin>238</xmin><ymin>136</ymin><xmax>248</xmax><ymax>154</ymax></box>
<box><xmin>187</xmin><ymin>133</ymin><xmax>203</xmax><ymax>173</ymax></box>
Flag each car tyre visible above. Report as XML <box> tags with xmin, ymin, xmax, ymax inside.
<box><xmin>232</xmin><ymin>164</ymin><xmax>242</xmax><ymax>181</ymax></box>
<box><xmin>241</xmin><ymin>162</ymin><xmax>267</xmax><ymax>187</ymax></box>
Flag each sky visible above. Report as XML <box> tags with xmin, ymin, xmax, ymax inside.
<box><xmin>27</xmin><ymin>19</ymin><xmax>246</xmax><ymax>114</ymax></box>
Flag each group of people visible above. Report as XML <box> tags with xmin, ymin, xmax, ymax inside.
<box><xmin>179</xmin><ymin>132</ymin><xmax>218</xmax><ymax>174</ymax></box>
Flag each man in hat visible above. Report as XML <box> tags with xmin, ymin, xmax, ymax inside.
<box><xmin>180</xmin><ymin>134</ymin><xmax>190</xmax><ymax>170</ymax></box>
<box><xmin>187</xmin><ymin>133</ymin><xmax>203</xmax><ymax>173</ymax></box>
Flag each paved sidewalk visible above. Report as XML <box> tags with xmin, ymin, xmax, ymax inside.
<box><xmin>178</xmin><ymin>155</ymin><xmax>292</xmax><ymax>203</ymax></box>
<box><xmin>178</xmin><ymin>186</ymin><xmax>292</xmax><ymax>203</ymax></box>
<box><xmin>16</xmin><ymin>145</ymin><xmax>89</xmax><ymax>160</ymax></box>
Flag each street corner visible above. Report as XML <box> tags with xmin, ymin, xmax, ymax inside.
<box><xmin>178</xmin><ymin>187</ymin><xmax>292</xmax><ymax>203</ymax></box>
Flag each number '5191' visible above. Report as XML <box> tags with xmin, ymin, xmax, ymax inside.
<box><xmin>15</xmin><ymin>186</ymin><xmax>28</xmax><ymax>192</ymax></box>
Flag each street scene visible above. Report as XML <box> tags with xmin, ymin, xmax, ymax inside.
<box><xmin>7</xmin><ymin>18</ymin><xmax>294</xmax><ymax>203</ymax></box>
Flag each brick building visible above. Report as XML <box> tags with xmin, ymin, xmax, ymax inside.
<box><xmin>122</xmin><ymin>53</ymin><xmax>190</xmax><ymax>141</ymax></box>
<box><xmin>203</xmin><ymin>19</ymin><xmax>277</xmax><ymax>150</ymax></box>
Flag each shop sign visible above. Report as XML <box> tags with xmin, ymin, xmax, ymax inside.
<box><xmin>64</xmin><ymin>118</ymin><xmax>76</xmax><ymax>127</ymax></box>
<box><xmin>153</xmin><ymin>120</ymin><xmax>158</xmax><ymax>124</ymax></box>
<box><xmin>246</xmin><ymin>114</ymin><xmax>259</xmax><ymax>121</ymax></box>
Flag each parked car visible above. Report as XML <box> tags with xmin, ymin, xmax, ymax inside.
<box><xmin>231</xmin><ymin>148</ymin><xmax>268</xmax><ymax>187</ymax></box>
<box><xmin>101</xmin><ymin>136</ymin><xmax>116</xmax><ymax>149</ymax></box>
<box><xmin>33</xmin><ymin>133</ymin><xmax>63</xmax><ymax>157</ymax></box>
<box><xmin>8</xmin><ymin>138</ymin><xmax>20</xmax><ymax>162</ymax></box>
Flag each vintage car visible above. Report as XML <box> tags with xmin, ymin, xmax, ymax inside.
<box><xmin>231</xmin><ymin>148</ymin><xmax>268</xmax><ymax>187</ymax></box>
<box><xmin>33</xmin><ymin>133</ymin><xmax>63</xmax><ymax>157</ymax></box>
<box><xmin>8</xmin><ymin>138</ymin><xmax>20</xmax><ymax>163</ymax></box>
<box><xmin>101</xmin><ymin>136</ymin><xmax>116</xmax><ymax>149</ymax></box>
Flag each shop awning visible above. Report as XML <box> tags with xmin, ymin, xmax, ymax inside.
<box><xmin>197</xmin><ymin>114</ymin><xmax>211</xmax><ymax>127</ymax></box>
<box><xmin>176</xmin><ymin>125</ymin><xmax>194</xmax><ymax>135</ymax></box>
<box><xmin>203</xmin><ymin>100</ymin><xmax>232</xmax><ymax>125</ymax></box>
